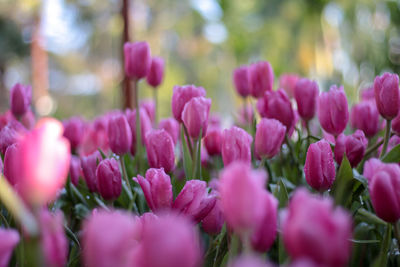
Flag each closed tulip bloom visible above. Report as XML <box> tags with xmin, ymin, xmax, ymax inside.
<box><xmin>107</xmin><ymin>114</ymin><xmax>132</xmax><ymax>155</ymax></box>
<box><xmin>0</xmin><ymin>228</ymin><xmax>20</xmax><ymax>267</ymax></box>
<box><xmin>228</xmin><ymin>255</ymin><xmax>274</xmax><ymax>267</ymax></box>
<box><xmin>282</xmin><ymin>189</ymin><xmax>352</xmax><ymax>267</ymax></box>
<box><xmin>363</xmin><ymin>159</ymin><xmax>400</xmax><ymax>222</ymax></box>
<box><xmin>0</xmin><ymin>120</ymin><xmax>26</xmax><ymax>154</ymax></box>
<box><xmin>201</xmin><ymin>198</ymin><xmax>224</xmax><ymax>235</ymax></box>
<box><xmin>318</xmin><ymin>85</ymin><xmax>349</xmax><ymax>136</ymax></box>
<box><xmin>249</xmin><ymin>61</ymin><xmax>274</xmax><ymax>98</ymax></box>
<box><xmin>360</xmin><ymin>86</ymin><xmax>375</xmax><ymax>101</ymax></box>
<box><xmin>13</xmin><ymin>118</ymin><xmax>70</xmax><ymax>205</ymax></box>
<box><xmin>158</xmin><ymin>118</ymin><xmax>179</xmax><ymax>145</ymax></box>
<box><xmin>294</xmin><ymin>78</ymin><xmax>319</xmax><ymax>121</ymax></box>
<box><xmin>124</xmin><ymin>41</ymin><xmax>151</xmax><ymax>80</ymax></box>
<box><xmin>237</xmin><ymin>104</ymin><xmax>254</xmax><ymax>126</ymax></box>
<box><xmin>21</xmin><ymin>109</ymin><xmax>35</xmax><ymax>130</ymax></box>
<box><xmin>334</xmin><ymin>130</ymin><xmax>368</xmax><ymax>167</ymax></box>
<box><xmin>255</xmin><ymin>118</ymin><xmax>286</xmax><ymax>159</ymax></box>
<box><xmin>126</xmin><ymin>108</ymin><xmax>152</xmax><ymax>155</ymax></box>
<box><xmin>251</xmin><ymin>192</ymin><xmax>278</xmax><ymax>252</ymax></box>
<box><xmin>96</xmin><ymin>158</ymin><xmax>122</xmax><ymax>200</ymax></box>
<box><xmin>182</xmin><ymin>96</ymin><xmax>212</xmax><ymax>138</ymax></box>
<box><xmin>280</xmin><ymin>73</ymin><xmax>300</xmax><ymax>99</ymax></box>
<box><xmin>304</xmin><ymin>140</ymin><xmax>335</xmax><ymax>191</ymax></box>
<box><xmin>3</xmin><ymin>144</ymin><xmax>19</xmax><ymax>186</ymax></box>
<box><xmin>204</xmin><ymin>127</ymin><xmax>222</xmax><ymax>156</ymax></box>
<box><xmin>135</xmin><ymin>168</ymin><xmax>173</xmax><ymax>212</ymax></box>
<box><xmin>79</xmin><ymin>117</ymin><xmax>110</xmax><ymax>156</ymax></box>
<box><xmin>69</xmin><ymin>155</ymin><xmax>81</xmax><ymax>186</ymax></box>
<box><xmin>146</xmin><ymin>129</ymin><xmax>175</xmax><ymax>173</ymax></box>
<box><xmin>221</xmin><ymin>126</ymin><xmax>253</xmax><ymax>166</ymax></box>
<box><xmin>171</xmin><ymin>85</ymin><xmax>206</xmax><ymax>122</ymax></box>
<box><xmin>219</xmin><ymin>162</ymin><xmax>267</xmax><ymax>233</ymax></box>
<box><xmin>135</xmin><ymin>214</ymin><xmax>202</xmax><ymax>267</ymax></box>
<box><xmin>374</xmin><ymin>72</ymin><xmax>400</xmax><ymax>120</ymax></box>
<box><xmin>63</xmin><ymin>117</ymin><xmax>85</xmax><ymax>150</ymax></box>
<box><xmin>10</xmin><ymin>83</ymin><xmax>31</xmax><ymax>117</ymax></box>
<box><xmin>81</xmin><ymin>151</ymin><xmax>102</xmax><ymax>192</ymax></box>
<box><xmin>83</xmin><ymin>210</ymin><xmax>140</xmax><ymax>267</ymax></box>
<box><xmin>39</xmin><ymin>209</ymin><xmax>68</xmax><ymax>267</ymax></box>
<box><xmin>173</xmin><ymin>180</ymin><xmax>217</xmax><ymax>223</ymax></box>
<box><xmin>233</xmin><ymin>65</ymin><xmax>250</xmax><ymax>97</ymax></box>
<box><xmin>350</xmin><ymin>101</ymin><xmax>379</xmax><ymax>137</ymax></box>
<box><xmin>146</xmin><ymin>57</ymin><xmax>165</xmax><ymax>88</ymax></box>
<box><xmin>140</xmin><ymin>99</ymin><xmax>156</xmax><ymax>123</ymax></box>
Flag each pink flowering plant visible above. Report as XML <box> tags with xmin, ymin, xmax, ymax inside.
<box><xmin>1</xmin><ymin>43</ymin><xmax>400</xmax><ymax>267</ymax></box>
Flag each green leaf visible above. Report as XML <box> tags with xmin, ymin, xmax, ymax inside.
<box><xmin>64</xmin><ymin>225</ymin><xmax>80</xmax><ymax>248</ymax></box>
<box><xmin>181</xmin><ymin>126</ymin><xmax>193</xmax><ymax>179</ymax></box>
<box><xmin>277</xmin><ymin>178</ymin><xmax>289</xmax><ymax>209</ymax></box>
<box><xmin>382</xmin><ymin>144</ymin><xmax>400</xmax><ymax>163</ymax></box>
<box><xmin>356</xmin><ymin>208</ymin><xmax>387</xmax><ymax>226</ymax></box>
<box><xmin>372</xmin><ymin>224</ymin><xmax>391</xmax><ymax>267</ymax></box>
<box><xmin>350</xmin><ymin>239</ymin><xmax>380</xmax><ymax>244</ymax></box>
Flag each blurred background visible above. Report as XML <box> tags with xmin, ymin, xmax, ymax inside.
<box><xmin>0</xmin><ymin>0</ymin><xmax>399</xmax><ymax>120</ymax></box>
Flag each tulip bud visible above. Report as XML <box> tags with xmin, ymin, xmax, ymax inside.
<box><xmin>107</xmin><ymin>114</ymin><xmax>132</xmax><ymax>155</ymax></box>
<box><xmin>0</xmin><ymin>228</ymin><xmax>20</xmax><ymax>267</ymax></box>
<box><xmin>334</xmin><ymin>130</ymin><xmax>368</xmax><ymax>167</ymax></box>
<box><xmin>250</xmin><ymin>191</ymin><xmax>278</xmax><ymax>252</ymax></box>
<box><xmin>135</xmin><ymin>168</ymin><xmax>173</xmax><ymax>212</ymax></box>
<box><xmin>96</xmin><ymin>158</ymin><xmax>122</xmax><ymax>200</ymax></box>
<box><xmin>173</xmin><ymin>180</ymin><xmax>216</xmax><ymax>223</ymax></box>
<box><xmin>21</xmin><ymin>109</ymin><xmax>35</xmax><ymax>130</ymax></box>
<box><xmin>279</xmin><ymin>73</ymin><xmax>300</xmax><ymax>99</ymax></box>
<box><xmin>63</xmin><ymin>117</ymin><xmax>85</xmax><ymax>150</ymax></box>
<box><xmin>158</xmin><ymin>118</ymin><xmax>179</xmax><ymax>145</ymax></box>
<box><xmin>232</xmin><ymin>66</ymin><xmax>250</xmax><ymax>97</ymax></box>
<box><xmin>0</xmin><ymin>120</ymin><xmax>26</xmax><ymax>154</ymax></box>
<box><xmin>221</xmin><ymin>126</ymin><xmax>253</xmax><ymax>166</ymax></box>
<box><xmin>363</xmin><ymin>159</ymin><xmax>400</xmax><ymax>222</ymax></box>
<box><xmin>126</xmin><ymin>108</ymin><xmax>152</xmax><ymax>155</ymax></box>
<box><xmin>219</xmin><ymin>162</ymin><xmax>267</xmax><ymax>234</ymax></box>
<box><xmin>317</xmin><ymin>85</ymin><xmax>349</xmax><ymax>136</ymax></box>
<box><xmin>257</xmin><ymin>89</ymin><xmax>295</xmax><ymax>133</ymax></box>
<box><xmin>249</xmin><ymin>61</ymin><xmax>274</xmax><ymax>98</ymax></box>
<box><xmin>282</xmin><ymin>189</ymin><xmax>352</xmax><ymax>267</ymax></box>
<box><xmin>39</xmin><ymin>209</ymin><xmax>68</xmax><ymax>267</ymax></box>
<box><xmin>140</xmin><ymin>99</ymin><xmax>155</xmax><ymax>123</ymax></box>
<box><xmin>135</xmin><ymin>214</ymin><xmax>202</xmax><ymax>267</ymax></box>
<box><xmin>255</xmin><ymin>118</ymin><xmax>286</xmax><ymax>159</ymax></box>
<box><xmin>146</xmin><ymin>129</ymin><xmax>175</xmax><ymax>173</ymax></box>
<box><xmin>81</xmin><ymin>151</ymin><xmax>102</xmax><ymax>192</ymax></box>
<box><xmin>204</xmin><ymin>127</ymin><xmax>222</xmax><ymax>156</ymax></box>
<box><xmin>10</xmin><ymin>83</ymin><xmax>31</xmax><ymax>117</ymax></box>
<box><xmin>294</xmin><ymin>78</ymin><xmax>319</xmax><ymax>121</ymax></box>
<box><xmin>83</xmin><ymin>210</ymin><xmax>140</xmax><ymax>267</ymax></box>
<box><xmin>3</xmin><ymin>144</ymin><xmax>18</xmax><ymax>186</ymax></box>
<box><xmin>304</xmin><ymin>140</ymin><xmax>335</xmax><ymax>191</ymax></box>
<box><xmin>237</xmin><ymin>104</ymin><xmax>254</xmax><ymax>126</ymax></box>
<box><xmin>182</xmin><ymin>96</ymin><xmax>212</xmax><ymax>138</ymax></box>
<box><xmin>13</xmin><ymin>118</ymin><xmax>70</xmax><ymax>205</ymax></box>
<box><xmin>171</xmin><ymin>85</ymin><xmax>206</xmax><ymax>122</ymax></box>
<box><xmin>228</xmin><ymin>255</ymin><xmax>273</xmax><ymax>267</ymax></box>
<box><xmin>124</xmin><ymin>41</ymin><xmax>151</xmax><ymax>80</ymax></box>
<box><xmin>201</xmin><ymin>198</ymin><xmax>224</xmax><ymax>235</ymax></box>
<box><xmin>146</xmin><ymin>57</ymin><xmax>165</xmax><ymax>88</ymax></box>
<box><xmin>69</xmin><ymin>155</ymin><xmax>81</xmax><ymax>186</ymax></box>
<box><xmin>374</xmin><ymin>72</ymin><xmax>400</xmax><ymax>120</ymax></box>
<box><xmin>350</xmin><ymin>101</ymin><xmax>379</xmax><ymax>138</ymax></box>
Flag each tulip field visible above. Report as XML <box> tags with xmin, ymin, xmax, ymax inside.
<box><xmin>1</xmin><ymin>40</ymin><xmax>400</xmax><ymax>267</ymax></box>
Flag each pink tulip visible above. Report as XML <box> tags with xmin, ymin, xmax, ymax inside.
<box><xmin>0</xmin><ymin>228</ymin><xmax>20</xmax><ymax>267</ymax></box>
<box><xmin>280</xmin><ymin>73</ymin><xmax>300</xmax><ymax>99</ymax></box>
<box><xmin>232</xmin><ymin>65</ymin><xmax>250</xmax><ymax>97</ymax></box>
<box><xmin>124</xmin><ymin>41</ymin><xmax>151</xmax><ymax>80</ymax></box>
<box><xmin>360</xmin><ymin>86</ymin><xmax>375</xmax><ymax>101</ymax></box>
<box><xmin>219</xmin><ymin>161</ymin><xmax>267</xmax><ymax>233</ymax></box>
<box><xmin>140</xmin><ymin>99</ymin><xmax>156</xmax><ymax>123</ymax></box>
<box><xmin>228</xmin><ymin>255</ymin><xmax>274</xmax><ymax>267</ymax></box>
<box><xmin>158</xmin><ymin>118</ymin><xmax>179</xmax><ymax>145</ymax></box>
<box><xmin>318</xmin><ymin>85</ymin><xmax>349</xmax><ymax>136</ymax></box>
<box><xmin>350</xmin><ymin>101</ymin><xmax>379</xmax><ymax>138</ymax></box>
<box><xmin>249</xmin><ymin>61</ymin><xmax>274</xmax><ymax>98</ymax></box>
<box><xmin>171</xmin><ymin>85</ymin><xmax>206</xmax><ymax>122</ymax></box>
<box><xmin>363</xmin><ymin>159</ymin><xmax>400</xmax><ymax>222</ymax></box>
<box><xmin>173</xmin><ymin>180</ymin><xmax>216</xmax><ymax>223</ymax></box>
<box><xmin>63</xmin><ymin>117</ymin><xmax>85</xmax><ymax>150</ymax></box>
<box><xmin>10</xmin><ymin>83</ymin><xmax>31</xmax><ymax>117</ymax></box>
<box><xmin>182</xmin><ymin>96</ymin><xmax>211</xmax><ymax>138</ymax></box>
<box><xmin>81</xmin><ymin>151</ymin><xmax>102</xmax><ymax>192</ymax></box>
<box><xmin>39</xmin><ymin>209</ymin><xmax>68</xmax><ymax>267</ymax></box>
<box><xmin>146</xmin><ymin>57</ymin><xmax>165</xmax><ymax>88</ymax></box>
<box><xmin>107</xmin><ymin>114</ymin><xmax>132</xmax><ymax>155</ymax></box>
<box><xmin>3</xmin><ymin>144</ymin><xmax>19</xmax><ymax>186</ymax></box>
<box><xmin>334</xmin><ymin>130</ymin><xmax>368</xmax><ymax>167</ymax></box>
<box><xmin>146</xmin><ymin>129</ymin><xmax>175</xmax><ymax>173</ymax></box>
<box><xmin>255</xmin><ymin>118</ymin><xmax>286</xmax><ymax>159</ymax></box>
<box><xmin>282</xmin><ymin>189</ymin><xmax>352</xmax><ymax>267</ymax></box>
<box><xmin>304</xmin><ymin>140</ymin><xmax>335</xmax><ymax>191</ymax></box>
<box><xmin>237</xmin><ymin>104</ymin><xmax>254</xmax><ymax>126</ymax></box>
<box><xmin>0</xmin><ymin>120</ymin><xmax>26</xmax><ymax>154</ymax></box>
<box><xmin>374</xmin><ymin>72</ymin><xmax>400</xmax><ymax>120</ymax></box>
<box><xmin>204</xmin><ymin>127</ymin><xmax>222</xmax><ymax>156</ymax></box>
<box><xmin>135</xmin><ymin>168</ymin><xmax>173</xmax><ymax>212</ymax></box>
<box><xmin>20</xmin><ymin>109</ymin><xmax>35</xmax><ymax>130</ymax></box>
<box><xmin>294</xmin><ymin>78</ymin><xmax>319</xmax><ymax>121</ymax></box>
<box><xmin>221</xmin><ymin>126</ymin><xmax>253</xmax><ymax>166</ymax></box>
<box><xmin>69</xmin><ymin>155</ymin><xmax>81</xmax><ymax>186</ymax></box>
<box><xmin>126</xmin><ymin>108</ymin><xmax>152</xmax><ymax>155</ymax></box>
<box><xmin>82</xmin><ymin>210</ymin><xmax>140</xmax><ymax>267</ymax></box>
<box><xmin>79</xmin><ymin>117</ymin><xmax>109</xmax><ymax>156</ymax></box>
<box><xmin>96</xmin><ymin>158</ymin><xmax>122</xmax><ymax>200</ymax></box>
<box><xmin>201</xmin><ymin>198</ymin><xmax>224</xmax><ymax>235</ymax></box>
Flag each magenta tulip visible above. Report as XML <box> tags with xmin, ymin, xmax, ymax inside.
<box><xmin>63</xmin><ymin>117</ymin><xmax>85</xmax><ymax>150</ymax></box>
<box><xmin>374</xmin><ymin>72</ymin><xmax>400</xmax><ymax>120</ymax></box>
<box><xmin>201</xmin><ymin>198</ymin><xmax>224</xmax><ymax>235</ymax></box>
<box><xmin>350</xmin><ymin>101</ymin><xmax>379</xmax><ymax>137</ymax></box>
<box><xmin>146</xmin><ymin>129</ymin><xmax>175</xmax><ymax>173</ymax></box>
<box><xmin>360</xmin><ymin>86</ymin><xmax>375</xmax><ymax>101</ymax></box>
<box><xmin>10</xmin><ymin>83</ymin><xmax>31</xmax><ymax>117</ymax></box>
<box><xmin>249</xmin><ymin>61</ymin><xmax>274</xmax><ymax>98</ymax></box>
<box><xmin>171</xmin><ymin>85</ymin><xmax>206</xmax><ymax>122</ymax></box>
<box><xmin>294</xmin><ymin>78</ymin><xmax>319</xmax><ymax>121</ymax></box>
<box><xmin>158</xmin><ymin>118</ymin><xmax>179</xmax><ymax>145</ymax></box>
<box><xmin>280</xmin><ymin>73</ymin><xmax>300</xmax><ymax>99</ymax></box>
<box><xmin>182</xmin><ymin>96</ymin><xmax>211</xmax><ymax>138</ymax></box>
<box><xmin>304</xmin><ymin>140</ymin><xmax>335</xmax><ymax>191</ymax></box>
<box><xmin>221</xmin><ymin>126</ymin><xmax>253</xmax><ymax>166</ymax></box>
<box><xmin>20</xmin><ymin>109</ymin><xmax>35</xmax><ymax>130</ymax></box>
<box><xmin>126</xmin><ymin>108</ymin><xmax>152</xmax><ymax>155</ymax></box>
<box><xmin>0</xmin><ymin>120</ymin><xmax>26</xmax><ymax>154</ymax></box>
<box><xmin>237</xmin><ymin>104</ymin><xmax>254</xmax><ymax>126</ymax></box>
<box><xmin>255</xmin><ymin>118</ymin><xmax>286</xmax><ymax>159</ymax></box>
<box><xmin>96</xmin><ymin>158</ymin><xmax>122</xmax><ymax>200</ymax></box>
<box><xmin>228</xmin><ymin>255</ymin><xmax>273</xmax><ymax>267</ymax></box>
<box><xmin>3</xmin><ymin>144</ymin><xmax>19</xmax><ymax>186</ymax></box>
<box><xmin>124</xmin><ymin>41</ymin><xmax>151</xmax><ymax>80</ymax></box>
<box><xmin>334</xmin><ymin>130</ymin><xmax>368</xmax><ymax>167</ymax></box>
<box><xmin>233</xmin><ymin>65</ymin><xmax>250</xmax><ymax>97</ymax></box>
<box><xmin>146</xmin><ymin>57</ymin><xmax>164</xmax><ymax>88</ymax></box>
<box><xmin>140</xmin><ymin>99</ymin><xmax>156</xmax><ymax>123</ymax></box>
<box><xmin>0</xmin><ymin>228</ymin><xmax>20</xmax><ymax>267</ymax></box>
<box><xmin>69</xmin><ymin>155</ymin><xmax>81</xmax><ymax>186</ymax></box>
<box><xmin>107</xmin><ymin>114</ymin><xmax>132</xmax><ymax>155</ymax></box>
<box><xmin>204</xmin><ymin>127</ymin><xmax>222</xmax><ymax>156</ymax></box>
<box><xmin>81</xmin><ymin>151</ymin><xmax>102</xmax><ymax>192</ymax></box>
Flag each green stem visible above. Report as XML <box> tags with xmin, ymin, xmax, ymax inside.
<box><xmin>94</xmin><ymin>195</ymin><xmax>110</xmax><ymax>210</ymax></box>
<box><xmin>134</xmin><ymin>80</ymin><xmax>142</xmax><ymax>174</ymax></box>
<box><xmin>380</xmin><ymin>119</ymin><xmax>392</xmax><ymax>158</ymax></box>
<box><xmin>285</xmin><ymin>134</ymin><xmax>298</xmax><ymax>165</ymax></box>
<box><xmin>365</xmin><ymin>139</ymin><xmax>384</xmax><ymax>159</ymax></box>
<box><xmin>70</xmin><ymin>183</ymin><xmax>88</xmax><ymax>206</ymax></box>
<box><xmin>305</xmin><ymin>120</ymin><xmax>311</xmax><ymax>148</ymax></box>
<box><xmin>393</xmin><ymin>221</ymin><xmax>400</xmax><ymax>247</ymax></box>
<box><xmin>183</xmin><ymin>124</ymin><xmax>194</xmax><ymax>158</ymax></box>
<box><xmin>0</xmin><ymin>210</ymin><xmax>9</xmax><ymax>228</ymax></box>
<box><xmin>153</xmin><ymin>88</ymin><xmax>158</xmax><ymax>126</ymax></box>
